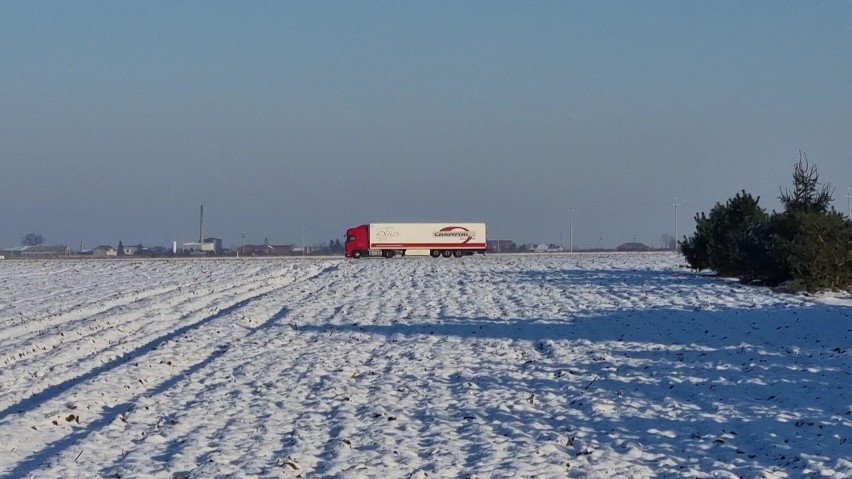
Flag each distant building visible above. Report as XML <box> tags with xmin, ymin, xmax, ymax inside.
<box><xmin>93</xmin><ymin>246</ymin><xmax>118</xmax><ymax>257</ymax></box>
<box><xmin>203</xmin><ymin>237</ymin><xmax>223</xmax><ymax>253</ymax></box>
<box><xmin>486</xmin><ymin>240</ymin><xmax>517</xmax><ymax>253</ymax></box>
<box><xmin>519</xmin><ymin>243</ymin><xmax>563</xmax><ymax>253</ymax></box>
<box><xmin>616</xmin><ymin>242</ymin><xmax>651</xmax><ymax>252</ymax></box>
<box><xmin>240</xmin><ymin>244</ymin><xmax>295</xmax><ymax>256</ymax></box>
<box><xmin>183</xmin><ymin>242</ymin><xmax>216</xmax><ymax>253</ymax></box>
<box><xmin>122</xmin><ymin>245</ymin><xmax>140</xmax><ymax>256</ymax></box>
<box><xmin>147</xmin><ymin>246</ymin><xmax>172</xmax><ymax>255</ymax></box>
<box><xmin>183</xmin><ymin>237</ymin><xmax>223</xmax><ymax>254</ymax></box>
<box><xmin>20</xmin><ymin>245</ymin><xmax>72</xmax><ymax>257</ymax></box>
<box><xmin>0</xmin><ymin>246</ymin><xmax>27</xmax><ymax>257</ymax></box>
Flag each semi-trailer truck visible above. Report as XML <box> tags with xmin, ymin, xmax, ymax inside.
<box><xmin>344</xmin><ymin>223</ymin><xmax>487</xmax><ymax>258</ymax></box>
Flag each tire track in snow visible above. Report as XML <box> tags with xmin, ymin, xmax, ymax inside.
<box><xmin>0</xmin><ymin>261</ymin><xmax>277</xmax><ymax>368</ymax></box>
<box><xmin>0</xmin><ymin>262</ymin><xmax>340</xmax><ymax>478</ymax></box>
<box><xmin>0</xmin><ymin>262</ymin><xmax>304</xmax><ymax>409</ymax></box>
<box><xmin>82</xmin><ymin>262</ymin><xmax>350</xmax><ymax>478</ymax></box>
<box><xmin>76</xmin><ymin>261</ymin><xmax>364</xmax><ymax>477</ymax></box>
<box><xmin>0</xmin><ymin>284</ymin><xmax>181</xmax><ymax>367</ymax></box>
<box><xmin>0</xmin><ymin>260</ymin><xmax>225</xmax><ymax>322</ymax></box>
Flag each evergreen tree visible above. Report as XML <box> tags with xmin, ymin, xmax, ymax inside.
<box><xmin>764</xmin><ymin>211</ymin><xmax>852</xmax><ymax>291</ymax></box>
<box><xmin>779</xmin><ymin>152</ymin><xmax>833</xmax><ymax>214</ymax></box>
<box><xmin>762</xmin><ymin>158</ymin><xmax>850</xmax><ymax>290</ymax></box>
<box><xmin>682</xmin><ymin>157</ymin><xmax>852</xmax><ymax>292</ymax></box>
<box><xmin>117</xmin><ymin>241</ymin><xmax>125</xmax><ymax>256</ymax></box>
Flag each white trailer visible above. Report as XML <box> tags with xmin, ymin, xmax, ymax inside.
<box><xmin>345</xmin><ymin>223</ymin><xmax>487</xmax><ymax>258</ymax></box>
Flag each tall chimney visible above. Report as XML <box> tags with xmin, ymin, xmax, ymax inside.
<box><xmin>199</xmin><ymin>205</ymin><xmax>204</xmax><ymax>243</ymax></box>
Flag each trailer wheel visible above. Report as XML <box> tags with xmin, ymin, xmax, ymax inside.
<box><xmin>430</xmin><ymin>250</ymin><xmax>441</xmax><ymax>258</ymax></box>
<box><xmin>383</xmin><ymin>250</ymin><xmax>395</xmax><ymax>259</ymax></box>
<box><xmin>453</xmin><ymin>250</ymin><xmax>464</xmax><ymax>258</ymax></box>
<box><xmin>442</xmin><ymin>250</ymin><xmax>453</xmax><ymax>258</ymax></box>
<box><xmin>352</xmin><ymin>250</ymin><xmax>363</xmax><ymax>259</ymax></box>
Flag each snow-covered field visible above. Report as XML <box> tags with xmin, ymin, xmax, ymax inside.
<box><xmin>0</xmin><ymin>253</ymin><xmax>850</xmax><ymax>479</ymax></box>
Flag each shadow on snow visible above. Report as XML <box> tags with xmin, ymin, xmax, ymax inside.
<box><xmin>296</xmin><ymin>300</ymin><xmax>852</xmax><ymax>476</ymax></box>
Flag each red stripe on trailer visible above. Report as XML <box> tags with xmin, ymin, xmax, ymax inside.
<box><xmin>372</xmin><ymin>242</ymin><xmax>486</xmax><ymax>248</ymax></box>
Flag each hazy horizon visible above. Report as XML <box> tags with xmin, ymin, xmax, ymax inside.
<box><xmin>2</xmin><ymin>2</ymin><xmax>851</xmax><ymax>250</ymax></box>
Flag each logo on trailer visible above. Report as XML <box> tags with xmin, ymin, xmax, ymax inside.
<box><xmin>375</xmin><ymin>227</ymin><xmax>400</xmax><ymax>241</ymax></box>
<box><xmin>434</xmin><ymin>226</ymin><xmax>475</xmax><ymax>243</ymax></box>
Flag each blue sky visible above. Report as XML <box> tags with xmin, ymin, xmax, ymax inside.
<box><xmin>2</xmin><ymin>1</ymin><xmax>851</xmax><ymax>249</ymax></box>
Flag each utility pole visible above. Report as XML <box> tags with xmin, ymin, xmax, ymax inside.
<box><xmin>301</xmin><ymin>227</ymin><xmax>305</xmax><ymax>256</ymax></box>
<box><xmin>568</xmin><ymin>206</ymin><xmax>574</xmax><ymax>253</ymax></box>
<box><xmin>673</xmin><ymin>196</ymin><xmax>680</xmax><ymax>250</ymax></box>
<box><xmin>240</xmin><ymin>230</ymin><xmax>245</xmax><ymax>257</ymax></box>
<box><xmin>846</xmin><ymin>188</ymin><xmax>851</xmax><ymax>219</ymax></box>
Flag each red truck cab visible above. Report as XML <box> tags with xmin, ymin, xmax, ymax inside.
<box><xmin>345</xmin><ymin>225</ymin><xmax>369</xmax><ymax>258</ymax></box>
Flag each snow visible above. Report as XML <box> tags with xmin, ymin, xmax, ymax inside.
<box><xmin>0</xmin><ymin>253</ymin><xmax>850</xmax><ymax>478</ymax></box>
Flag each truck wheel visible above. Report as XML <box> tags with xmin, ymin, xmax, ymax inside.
<box><xmin>352</xmin><ymin>251</ymin><xmax>363</xmax><ymax>259</ymax></box>
<box><xmin>384</xmin><ymin>250</ymin><xmax>395</xmax><ymax>259</ymax></box>
<box><xmin>430</xmin><ymin>250</ymin><xmax>441</xmax><ymax>258</ymax></box>
<box><xmin>442</xmin><ymin>250</ymin><xmax>452</xmax><ymax>258</ymax></box>
<box><xmin>453</xmin><ymin>250</ymin><xmax>463</xmax><ymax>258</ymax></box>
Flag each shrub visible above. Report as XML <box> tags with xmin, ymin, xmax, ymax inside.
<box><xmin>680</xmin><ymin>190</ymin><xmax>767</xmax><ymax>278</ymax></box>
<box><xmin>680</xmin><ymin>212</ymin><xmax>711</xmax><ymax>271</ymax></box>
